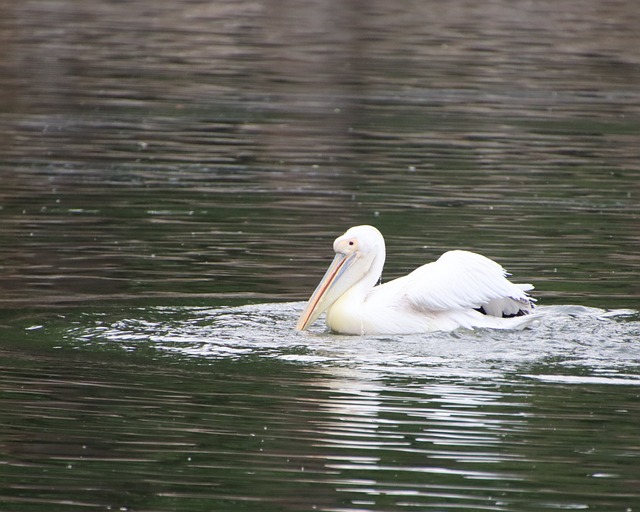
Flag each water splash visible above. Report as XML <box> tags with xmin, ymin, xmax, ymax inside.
<box><xmin>68</xmin><ymin>303</ymin><xmax>640</xmax><ymax>381</ymax></box>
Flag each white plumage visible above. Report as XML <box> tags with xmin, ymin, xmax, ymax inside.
<box><xmin>296</xmin><ymin>225</ymin><xmax>536</xmax><ymax>335</ymax></box>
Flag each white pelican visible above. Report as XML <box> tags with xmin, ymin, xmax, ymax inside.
<box><xmin>295</xmin><ymin>225</ymin><xmax>537</xmax><ymax>334</ymax></box>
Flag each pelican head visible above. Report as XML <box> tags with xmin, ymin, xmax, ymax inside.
<box><xmin>295</xmin><ymin>225</ymin><xmax>385</xmax><ymax>331</ymax></box>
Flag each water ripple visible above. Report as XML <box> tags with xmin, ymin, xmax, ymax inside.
<box><xmin>68</xmin><ymin>303</ymin><xmax>640</xmax><ymax>380</ymax></box>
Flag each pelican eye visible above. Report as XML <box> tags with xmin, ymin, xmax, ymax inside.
<box><xmin>348</xmin><ymin>240</ymin><xmax>355</xmax><ymax>246</ymax></box>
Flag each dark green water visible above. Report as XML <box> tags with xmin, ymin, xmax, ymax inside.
<box><xmin>1</xmin><ymin>0</ymin><xmax>640</xmax><ymax>510</ymax></box>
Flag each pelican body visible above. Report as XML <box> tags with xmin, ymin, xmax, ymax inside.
<box><xmin>295</xmin><ymin>225</ymin><xmax>536</xmax><ymax>335</ymax></box>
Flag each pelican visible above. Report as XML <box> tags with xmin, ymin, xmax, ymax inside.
<box><xmin>295</xmin><ymin>225</ymin><xmax>537</xmax><ymax>334</ymax></box>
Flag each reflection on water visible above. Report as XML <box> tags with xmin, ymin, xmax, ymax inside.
<box><xmin>2</xmin><ymin>302</ymin><xmax>640</xmax><ymax>511</ymax></box>
<box><xmin>1</xmin><ymin>0</ymin><xmax>640</xmax><ymax>510</ymax></box>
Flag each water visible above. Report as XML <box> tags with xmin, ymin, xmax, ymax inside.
<box><xmin>3</xmin><ymin>305</ymin><xmax>640</xmax><ymax>511</ymax></box>
<box><xmin>1</xmin><ymin>0</ymin><xmax>640</xmax><ymax>510</ymax></box>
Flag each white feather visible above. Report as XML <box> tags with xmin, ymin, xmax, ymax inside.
<box><xmin>401</xmin><ymin>250</ymin><xmax>534</xmax><ymax>314</ymax></box>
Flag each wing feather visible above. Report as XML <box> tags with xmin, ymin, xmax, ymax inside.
<box><xmin>400</xmin><ymin>250</ymin><xmax>534</xmax><ymax>315</ymax></box>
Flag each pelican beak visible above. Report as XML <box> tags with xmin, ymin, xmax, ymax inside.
<box><xmin>295</xmin><ymin>251</ymin><xmax>359</xmax><ymax>331</ymax></box>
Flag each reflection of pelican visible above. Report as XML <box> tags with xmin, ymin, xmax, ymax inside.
<box><xmin>296</xmin><ymin>225</ymin><xmax>536</xmax><ymax>334</ymax></box>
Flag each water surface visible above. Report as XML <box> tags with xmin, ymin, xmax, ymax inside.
<box><xmin>1</xmin><ymin>0</ymin><xmax>639</xmax><ymax>511</ymax></box>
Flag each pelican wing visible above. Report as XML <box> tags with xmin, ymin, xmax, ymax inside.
<box><xmin>400</xmin><ymin>250</ymin><xmax>534</xmax><ymax>315</ymax></box>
